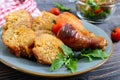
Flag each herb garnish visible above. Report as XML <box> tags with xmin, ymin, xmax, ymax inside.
<box><xmin>50</xmin><ymin>45</ymin><xmax>78</xmax><ymax>73</ymax></box>
<box><xmin>78</xmin><ymin>49</ymin><xmax>109</xmax><ymax>61</ymax></box>
<box><xmin>50</xmin><ymin>45</ymin><xmax>109</xmax><ymax>73</ymax></box>
<box><xmin>55</xmin><ymin>3</ymin><xmax>71</xmax><ymax>12</ymax></box>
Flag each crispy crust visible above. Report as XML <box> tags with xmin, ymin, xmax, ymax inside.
<box><xmin>32</xmin><ymin>34</ymin><xmax>63</xmax><ymax>65</ymax></box>
<box><xmin>2</xmin><ymin>26</ymin><xmax>36</xmax><ymax>58</ymax></box>
<box><xmin>35</xmin><ymin>30</ymin><xmax>54</xmax><ymax>37</ymax></box>
<box><xmin>3</xmin><ymin>10</ymin><xmax>33</xmax><ymax>31</ymax></box>
<box><xmin>32</xmin><ymin>11</ymin><xmax>57</xmax><ymax>31</ymax></box>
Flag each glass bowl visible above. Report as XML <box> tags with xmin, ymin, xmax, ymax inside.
<box><xmin>76</xmin><ymin>0</ymin><xmax>116</xmax><ymax>23</ymax></box>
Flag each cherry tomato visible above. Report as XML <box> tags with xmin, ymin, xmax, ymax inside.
<box><xmin>52</xmin><ymin>20</ymin><xmax>66</xmax><ymax>34</ymax></box>
<box><xmin>94</xmin><ymin>8</ymin><xmax>102</xmax><ymax>14</ymax></box>
<box><xmin>50</xmin><ymin>7</ymin><xmax>60</xmax><ymax>15</ymax></box>
<box><xmin>111</xmin><ymin>27</ymin><xmax>120</xmax><ymax>42</ymax></box>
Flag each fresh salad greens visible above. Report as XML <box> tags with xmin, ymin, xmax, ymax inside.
<box><xmin>50</xmin><ymin>45</ymin><xmax>78</xmax><ymax>73</ymax></box>
<box><xmin>50</xmin><ymin>45</ymin><xmax>109</xmax><ymax>73</ymax></box>
<box><xmin>76</xmin><ymin>0</ymin><xmax>115</xmax><ymax>22</ymax></box>
<box><xmin>55</xmin><ymin>3</ymin><xmax>71</xmax><ymax>12</ymax></box>
<box><xmin>78</xmin><ymin>49</ymin><xmax>109</xmax><ymax>61</ymax></box>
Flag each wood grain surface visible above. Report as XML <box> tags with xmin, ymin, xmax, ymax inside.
<box><xmin>0</xmin><ymin>0</ymin><xmax>120</xmax><ymax>80</ymax></box>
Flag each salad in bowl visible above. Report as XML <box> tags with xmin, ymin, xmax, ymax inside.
<box><xmin>76</xmin><ymin>0</ymin><xmax>116</xmax><ymax>23</ymax></box>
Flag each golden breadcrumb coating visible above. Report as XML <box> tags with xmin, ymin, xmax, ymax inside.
<box><xmin>35</xmin><ymin>30</ymin><xmax>54</xmax><ymax>37</ymax></box>
<box><xmin>32</xmin><ymin>11</ymin><xmax>57</xmax><ymax>31</ymax></box>
<box><xmin>33</xmin><ymin>34</ymin><xmax>63</xmax><ymax>65</ymax></box>
<box><xmin>3</xmin><ymin>10</ymin><xmax>32</xmax><ymax>31</ymax></box>
<box><xmin>2</xmin><ymin>26</ymin><xmax>36</xmax><ymax>58</ymax></box>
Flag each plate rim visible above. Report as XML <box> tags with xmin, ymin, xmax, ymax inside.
<box><xmin>0</xmin><ymin>20</ymin><xmax>113</xmax><ymax>78</ymax></box>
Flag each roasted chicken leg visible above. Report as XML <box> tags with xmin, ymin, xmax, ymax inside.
<box><xmin>56</xmin><ymin>12</ymin><xmax>108</xmax><ymax>50</ymax></box>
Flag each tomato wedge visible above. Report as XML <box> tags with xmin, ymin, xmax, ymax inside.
<box><xmin>52</xmin><ymin>20</ymin><xmax>66</xmax><ymax>34</ymax></box>
<box><xmin>94</xmin><ymin>8</ymin><xmax>102</xmax><ymax>14</ymax></box>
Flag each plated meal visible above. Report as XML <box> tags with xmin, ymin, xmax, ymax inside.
<box><xmin>0</xmin><ymin>9</ymin><xmax>113</xmax><ymax>77</ymax></box>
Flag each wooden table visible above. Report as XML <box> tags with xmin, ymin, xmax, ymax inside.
<box><xmin>0</xmin><ymin>0</ymin><xmax>120</xmax><ymax>80</ymax></box>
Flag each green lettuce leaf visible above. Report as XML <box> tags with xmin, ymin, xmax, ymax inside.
<box><xmin>55</xmin><ymin>3</ymin><xmax>71</xmax><ymax>11</ymax></box>
<box><xmin>60</xmin><ymin>45</ymin><xmax>74</xmax><ymax>57</ymax></box>
<box><xmin>50</xmin><ymin>54</ymin><xmax>65</xmax><ymax>71</ymax></box>
<box><xmin>79</xmin><ymin>49</ymin><xmax>109</xmax><ymax>61</ymax></box>
<box><xmin>65</xmin><ymin>58</ymin><xmax>78</xmax><ymax>73</ymax></box>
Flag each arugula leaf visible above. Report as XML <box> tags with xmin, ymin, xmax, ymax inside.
<box><xmin>65</xmin><ymin>58</ymin><xmax>78</xmax><ymax>73</ymax></box>
<box><xmin>55</xmin><ymin>3</ymin><xmax>71</xmax><ymax>11</ymax></box>
<box><xmin>91</xmin><ymin>49</ymin><xmax>109</xmax><ymax>59</ymax></box>
<box><xmin>50</xmin><ymin>45</ymin><xmax>109</xmax><ymax>73</ymax></box>
<box><xmin>79</xmin><ymin>49</ymin><xmax>109</xmax><ymax>61</ymax></box>
<box><xmin>50</xmin><ymin>54</ymin><xmax>65</xmax><ymax>71</ymax></box>
<box><xmin>60</xmin><ymin>45</ymin><xmax>74</xmax><ymax>57</ymax></box>
<box><xmin>50</xmin><ymin>45</ymin><xmax>77</xmax><ymax>72</ymax></box>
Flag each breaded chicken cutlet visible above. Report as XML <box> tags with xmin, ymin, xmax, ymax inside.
<box><xmin>32</xmin><ymin>11</ymin><xmax>57</xmax><ymax>31</ymax></box>
<box><xmin>35</xmin><ymin>30</ymin><xmax>54</xmax><ymax>37</ymax></box>
<box><xmin>2</xmin><ymin>26</ymin><xmax>36</xmax><ymax>58</ymax></box>
<box><xmin>3</xmin><ymin>10</ymin><xmax>32</xmax><ymax>31</ymax></box>
<box><xmin>2</xmin><ymin>10</ymin><xmax>63</xmax><ymax>65</ymax></box>
<box><xmin>32</xmin><ymin>34</ymin><xmax>64</xmax><ymax>65</ymax></box>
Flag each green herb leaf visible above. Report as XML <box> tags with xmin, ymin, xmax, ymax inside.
<box><xmin>50</xmin><ymin>45</ymin><xmax>109</xmax><ymax>73</ymax></box>
<box><xmin>91</xmin><ymin>49</ymin><xmax>109</xmax><ymax>59</ymax></box>
<box><xmin>65</xmin><ymin>58</ymin><xmax>78</xmax><ymax>73</ymax></box>
<box><xmin>79</xmin><ymin>49</ymin><xmax>109</xmax><ymax>61</ymax></box>
<box><xmin>50</xmin><ymin>45</ymin><xmax>77</xmax><ymax>72</ymax></box>
<box><xmin>60</xmin><ymin>45</ymin><xmax>74</xmax><ymax>57</ymax></box>
<box><xmin>87</xmin><ymin>0</ymin><xmax>96</xmax><ymax>6</ymax></box>
<box><xmin>50</xmin><ymin>54</ymin><xmax>65</xmax><ymax>71</ymax></box>
<box><xmin>80</xmin><ymin>53</ymin><xmax>93</xmax><ymax>61</ymax></box>
<box><xmin>87</xmin><ymin>0</ymin><xmax>99</xmax><ymax>11</ymax></box>
<box><xmin>55</xmin><ymin>3</ymin><xmax>71</xmax><ymax>11</ymax></box>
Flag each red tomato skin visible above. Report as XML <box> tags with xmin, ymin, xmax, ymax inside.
<box><xmin>52</xmin><ymin>24</ymin><xmax>58</xmax><ymax>34</ymax></box>
<box><xmin>111</xmin><ymin>27</ymin><xmax>120</xmax><ymax>42</ymax></box>
<box><xmin>115</xmin><ymin>27</ymin><xmax>120</xmax><ymax>33</ymax></box>
<box><xmin>52</xmin><ymin>20</ymin><xmax>66</xmax><ymax>34</ymax></box>
<box><xmin>50</xmin><ymin>7</ymin><xmax>60</xmax><ymax>15</ymax></box>
<box><xmin>94</xmin><ymin>8</ymin><xmax>102</xmax><ymax>14</ymax></box>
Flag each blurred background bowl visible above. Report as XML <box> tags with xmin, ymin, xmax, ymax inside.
<box><xmin>76</xmin><ymin>0</ymin><xmax>116</xmax><ymax>23</ymax></box>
